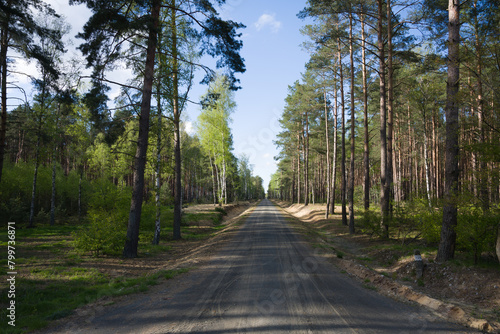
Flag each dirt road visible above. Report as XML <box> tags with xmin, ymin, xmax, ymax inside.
<box><xmin>50</xmin><ymin>200</ymin><xmax>476</xmax><ymax>333</ymax></box>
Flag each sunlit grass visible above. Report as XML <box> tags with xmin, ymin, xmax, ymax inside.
<box><xmin>0</xmin><ymin>204</ymin><xmax>240</xmax><ymax>333</ymax></box>
<box><xmin>0</xmin><ymin>264</ymin><xmax>192</xmax><ymax>334</ymax></box>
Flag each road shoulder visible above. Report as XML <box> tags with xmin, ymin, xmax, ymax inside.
<box><xmin>270</xmin><ymin>200</ymin><xmax>499</xmax><ymax>333</ymax></box>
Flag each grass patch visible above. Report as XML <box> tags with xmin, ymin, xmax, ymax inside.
<box><xmin>0</xmin><ymin>202</ymin><xmax>248</xmax><ymax>334</ymax></box>
<box><xmin>362</xmin><ymin>283</ymin><xmax>378</xmax><ymax>291</ymax></box>
<box><xmin>159</xmin><ymin>268</ymin><xmax>191</xmax><ymax>279</ymax></box>
<box><xmin>0</xmin><ymin>265</ymin><xmax>192</xmax><ymax>334</ymax></box>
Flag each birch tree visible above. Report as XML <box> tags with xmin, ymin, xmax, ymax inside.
<box><xmin>198</xmin><ymin>74</ymin><xmax>235</xmax><ymax>205</ymax></box>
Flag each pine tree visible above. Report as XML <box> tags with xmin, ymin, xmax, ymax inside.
<box><xmin>0</xmin><ymin>0</ymin><xmax>63</xmax><ymax>183</ymax></box>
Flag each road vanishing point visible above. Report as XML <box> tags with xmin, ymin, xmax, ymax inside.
<box><xmin>48</xmin><ymin>200</ymin><xmax>476</xmax><ymax>333</ymax></box>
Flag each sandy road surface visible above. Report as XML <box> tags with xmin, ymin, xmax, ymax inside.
<box><xmin>47</xmin><ymin>200</ymin><xmax>476</xmax><ymax>333</ymax></box>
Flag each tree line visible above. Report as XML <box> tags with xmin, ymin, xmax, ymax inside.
<box><xmin>269</xmin><ymin>0</ymin><xmax>500</xmax><ymax>263</ymax></box>
<box><xmin>0</xmin><ymin>0</ymin><xmax>265</xmax><ymax>258</ymax></box>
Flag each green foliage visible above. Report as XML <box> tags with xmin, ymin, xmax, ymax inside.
<box><xmin>360</xmin><ymin>197</ymin><xmax>499</xmax><ymax>263</ymax></box>
<box><xmin>358</xmin><ymin>209</ymin><xmax>383</xmax><ymax>237</ymax></box>
<box><xmin>0</xmin><ymin>197</ymin><xmax>29</xmax><ymax>225</ymax></box>
<box><xmin>456</xmin><ymin>207</ymin><xmax>498</xmax><ymax>264</ymax></box>
<box><xmin>393</xmin><ymin>199</ymin><xmax>443</xmax><ymax>244</ymax></box>
<box><xmin>214</xmin><ymin>206</ymin><xmax>227</xmax><ymax>216</ymax></box>
<box><xmin>415</xmin><ymin>208</ymin><xmax>443</xmax><ymax>245</ymax></box>
<box><xmin>0</xmin><ymin>163</ymin><xmax>88</xmax><ymax>225</ymax></box>
<box><xmin>88</xmin><ymin>178</ymin><xmax>131</xmax><ymax>213</ymax></box>
<box><xmin>73</xmin><ymin>179</ymin><xmax>132</xmax><ymax>256</ymax></box>
<box><xmin>73</xmin><ymin>210</ymin><xmax>126</xmax><ymax>257</ymax></box>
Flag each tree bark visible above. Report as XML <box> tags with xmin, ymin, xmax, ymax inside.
<box><xmin>348</xmin><ymin>12</ymin><xmax>355</xmax><ymax>235</ymax></box>
<box><xmin>50</xmin><ymin>106</ymin><xmax>61</xmax><ymax>226</ymax></box>
<box><xmin>297</xmin><ymin>131</ymin><xmax>301</xmax><ymax>204</ymax></box>
<box><xmin>29</xmin><ymin>131</ymin><xmax>41</xmax><ymax>228</ymax></box>
<box><xmin>291</xmin><ymin>156</ymin><xmax>296</xmax><ymax>203</ymax></box>
<box><xmin>0</xmin><ymin>11</ymin><xmax>9</xmax><ymax>184</ymax></box>
<box><xmin>378</xmin><ymin>0</ymin><xmax>389</xmax><ymax>237</ymax></box>
<box><xmin>423</xmin><ymin>110</ymin><xmax>432</xmax><ymax>208</ymax></box>
<box><xmin>437</xmin><ymin>0</ymin><xmax>460</xmax><ymax>262</ymax></box>
<box><xmin>330</xmin><ymin>64</ymin><xmax>338</xmax><ymax>215</ymax></box>
<box><xmin>78</xmin><ymin>168</ymin><xmax>82</xmax><ymax>222</ymax></box>
<box><xmin>123</xmin><ymin>0</ymin><xmax>160</xmax><ymax>258</ymax></box>
<box><xmin>338</xmin><ymin>39</ymin><xmax>347</xmax><ymax>226</ymax></box>
<box><xmin>496</xmin><ymin>224</ymin><xmax>500</xmax><ymax>263</ymax></box>
<box><xmin>387</xmin><ymin>0</ymin><xmax>394</xmax><ymax>213</ymax></box>
<box><xmin>304</xmin><ymin>111</ymin><xmax>309</xmax><ymax>206</ymax></box>
<box><xmin>152</xmin><ymin>89</ymin><xmax>162</xmax><ymax>245</ymax></box>
<box><xmin>50</xmin><ymin>145</ymin><xmax>57</xmax><ymax>226</ymax></box>
<box><xmin>172</xmin><ymin>0</ymin><xmax>182</xmax><ymax>240</ymax></box>
<box><xmin>361</xmin><ymin>12</ymin><xmax>370</xmax><ymax>211</ymax></box>
<box><xmin>210</xmin><ymin>155</ymin><xmax>217</xmax><ymax>205</ymax></box>
<box><xmin>324</xmin><ymin>89</ymin><xmax>330</xmax><ymax>219</ymax></box>
<box><xmin>473</xmin><ymin>0</ymin><xmax>489</xmax><ymax>212</ymax></box>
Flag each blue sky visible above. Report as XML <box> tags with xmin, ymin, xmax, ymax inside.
<box><xmin>20</xmin><ymin>0</ymin><xmax>312</xmax><ymax>189</ymax></box>
<box><xmin>188</xmin><ymin>0</ymin><xmax>312</xmax><ymax>188</ymax></box>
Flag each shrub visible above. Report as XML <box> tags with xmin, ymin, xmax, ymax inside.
<box><xmin>73</xmin><ymin>211</ymin><xmax>126</xmax><ymax>257</ymax></box>
<box><xmin>358</xmin><ymin>209</ymin><xmax>383</xmax><ymax>237</ymax></box>
<box><xmin>87</xmin><ymin>178</ymin><xmax>131</xmax><ymax>213</ymax></box>
<box><xmin>214</xmin><ymin>207</ymin><xmax>227</xmax><ymax>216</ymax></box>
<box><xmin>456</xmin><ymin>207</ymin><xmax>498</xmax><ymax>264</ymax></box>
<box><xmin>35</xmin><ymin>208</ymin><xmax>50</xmax><ymax>224</ymax></box>
<box><xmin>0</xmin><ymin>197</ymin><xmax>28</xmax><ymax>224</ymax></box>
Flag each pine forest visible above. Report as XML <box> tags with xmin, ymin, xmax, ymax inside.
<box><xmin>1</xmin><ymin>0</ymin><xmax>500</xmax><ymax>332</ymax></box>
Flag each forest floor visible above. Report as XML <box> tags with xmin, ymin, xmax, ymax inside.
<box><xmin>34</xmin><ymin>199</ymin><xmax>476</xmax><ymax>334</ymax></box>
<box><xmin>0</xmin><ymin>201</ymin><xmax>258</xmax><ymax>333</ymax></box>
<box><xmin>4</xmin><ymin>200</ymin><xmax>499</xmax><ymax>333</ymax></box>
<box><xmin>273</xmin><ymin>201</ymin><xmax>500</xmax><ymax>333</ymax></box>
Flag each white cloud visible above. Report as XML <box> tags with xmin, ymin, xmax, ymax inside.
<box><xmin>254</xmin><ymin>13</ymin><xmax>282</xmax><ymax>33</ymax></box>
<box><xmin>184</xmin><ymin>121</ymin><xmax>195</xmax><ymax>135</ymax></box>
<box><xmin>11</xmin><ymin>58</ymin><xmax>39</xmax><ymax>86</ymax></box>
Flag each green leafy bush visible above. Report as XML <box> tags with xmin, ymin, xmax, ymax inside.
<box><xmin>456</xmin><ymin>207</ymin><xmax>498</xmax><ymax>264</ymax></box>
<box><xmin>417</xmin><ymin>209</ymin><xmax>442</xmax><ymax>244</ymax></box>
<box><xmin>358</xmin><ymin>209</ymin><xmax>383</xmax><ymax>237</ymax></box>
<box><xmin>0</xmin><ymin>197</ymin><xmax>28</xmax><ymax>224</ymax></box>
<box><xmin>73</xmin><ymin>211</ymin><xmax>126</xmax><ymax>257</ymax></box>
<box><xmin>214</xmin><ymin>206</ymin><xmax>227</xmax><ymax>216</ymax></box>
<box><xmin>87</xmin><ymin>178</ymin><xmax>131</xmax><ymax>213</ymax></box>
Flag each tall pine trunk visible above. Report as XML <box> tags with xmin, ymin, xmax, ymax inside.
<box><xmin>437</xmin><ymin>0</ymin><xmax>460</xmax><ymax>262</ymax></box>
<box><xmin>496</xmin><ymin>224</ymin><xmax>500</xmax><ymax>263</ymax></box>
<box><xmin>28</xmin><ymin>132</ymin><xmax>41</xmax><ymax>228</ymax></box>
<box><xmin>172</xmin><ymin>1</ymin><xmax>182</xmax><ymax>240</ymax></box>
<box><xmin>423</xmin><ymin>111</ymin><xmax>432</xmax><ymax>208</ymax></box>
<box><xmin>50</xmin><ymin>107</ymin><xmax>61</xmax><ymax>226</ymax></box>
<box><xmin>324</xmin><ymin>89</ymin><xmax>330</xmax><ymax>219</ymax></box>
<box><xmin>338</xmin><ymin>39</ymin><xmax>347</xmax><ymax>226</ymax></box>
<box><xmin>361</xmin><ymin>12</ymin><xmax>370</xmax><ymax>211</ymax></box>
<box><xmin>304</xmin><ymin>112</ymin><xmax>309</xmax><ymax>206</ymax></box>
<box><xmin>210</xmin><ymin>156</ymin><xmax>217</xmax><ymax>205</ymax></box>
<box><xmin>473</xmin><ymin>0</ymin><xmax>489</xmax><ymax>212</ymax></box>
<box><xmin>123</xmin><ymin>0</ymin><xmax>160</xmax><ymax>258</ymax></box>
<box><xmin>50</xmin><ymin>145</ymin><xmax>57</xmax><ymax>226</ymax></box>
<box><xmin>29</xmin><ymin>80</ymin><xmax>47</xmax><ymax>228</ymax></box>
<box><xmin>297</xmin><ymin>131</ymin><xmax>301</xmax><ymax>204</ymax></box>
<box><xmin>387</xmin><ymin>0</ymin><xmax>394</xmax><ymax>211</ymax></box>
<box><xmin>330</xmin><ymin>65</ymin><xmax>338</xmax><ymax>215</ymax></box>
<box><xmin>152</xmin><ymin>93</ymin><xmax>162</xmax><ymax>245</ymax></box>
<box><xmin>78</xmin><ymin>167</ymin><xmax>83</xmax><ymax>222</ymax></box>
<box><xmin>0</xmin><ymin>13</ymin><xmax>9</xmax><ymax>184</ymax></box>
<box><xmin>348</xmin><ymin>12</ymin><xmax>355</xmax><ymax>234</ymax></box>
<box><xmin>378</xmin><ymin>0</ymin><xmax>389</xmax><ymax>237</ymax></box>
